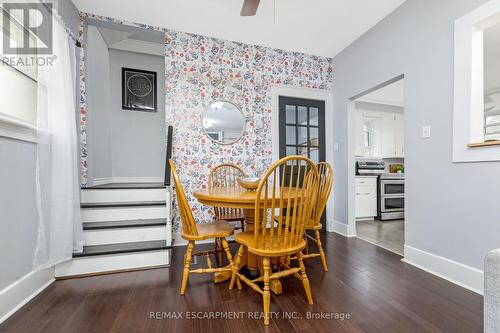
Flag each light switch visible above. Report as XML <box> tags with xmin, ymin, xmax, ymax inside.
<box><xmin>422</xmin><ymin>125</ymin><xmax>431</xmax><ymax>139</ymax></box>
<box><xmin>333</xmin><ymin>143</ymin><xmax>339</xmax><ymax>151</ymax></box>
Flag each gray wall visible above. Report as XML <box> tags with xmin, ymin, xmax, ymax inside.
<box><xmin>108</xmin><ymin>49</ymin><xmax>166</xmax><ymax>179</ymax></box>
<box><xmin>85</xmin><ymin>45</ymin><xmax>166</xmax><ymax>181</ymax></box>
<box><xmin>57</xmin><ymin>0</ymin><xmax>80</xmax><ymax>36</ymax></box>
<box><xmin>0</xmin><ymin>138</ymin><xmax>39</xmax><ymax>290</ymax></box>
<box><xmin>333</xmin><ymin>0</ymin><xmax>500</xmax><ymax>270</ymax></box>
<box><xmin>85</xmin><ymin>26</ymin><xmax>113</xmax><ymax>182</ymax></box>
<box><xmin>0</xmin><ymin>0</ymin><xmax>80</xmax><ymax>291</ymax></box>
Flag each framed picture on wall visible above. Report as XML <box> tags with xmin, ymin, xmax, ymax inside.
<box><xmin>122</xmin><ymin>67</ymin><xmax>157</xmax><ymax>112</ymax></box>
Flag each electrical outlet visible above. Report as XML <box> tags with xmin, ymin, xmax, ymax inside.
<box><xmin>333</xmin><ymin>143</ymin><xmax>339</xmax><ymax>151</ymax></box>
<box><xmin>422</xmin><ymin>125</ymin><xmax>431</xmax><ymax>139</ymax></box>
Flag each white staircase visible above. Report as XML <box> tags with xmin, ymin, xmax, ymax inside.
<box><xmin>55</xmin><ymin>183</ymin><xmax>173</xmax><ymax>278</ymax></box>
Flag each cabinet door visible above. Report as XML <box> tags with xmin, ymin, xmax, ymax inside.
<box><xmin>381</xmin><ymin>114</ymin><xmax>396</xmax><ymax>158</ymax></box>
<box><xmin>355</xmin><ymin>185</ymin><xmax>377</xmax><ymax>218</ymax></box>
<box><xmin>395</xmin><ymin>114</ymin><xmax>405</xmax><ymax>158</ymax></box>
<box><xmin>354</xmin><ymin>110</ymin><xmax>365</xmax><ymax>157</ymax></box>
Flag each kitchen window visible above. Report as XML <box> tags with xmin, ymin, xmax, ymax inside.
<box><xmin>0</xmin><ymin>5</ymin><xmax>38</xmax><ymax>142</ymax></box>
<box><xmin>453</xmin><ymin>1</ymin><xmax>500</xmax><ymax>162</ymax></box>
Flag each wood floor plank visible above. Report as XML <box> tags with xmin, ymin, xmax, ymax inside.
<box><xmin>0</xmin><ymin>233</ymin><xmax>483</xmax><ymax>333</ymax></box>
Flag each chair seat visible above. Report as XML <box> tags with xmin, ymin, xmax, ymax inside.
<box><xmin>235</xmin><ymin>230</ymin><xmax>306</xmax><ymax>257</ymax></box>
<box><xmin>183</xmin><ymin>220</ymin><xmax>234</xmax><ymax>241</ymax></box>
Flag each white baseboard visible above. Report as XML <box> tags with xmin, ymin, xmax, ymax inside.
<box><xmin>0</xmin><ymin>267</ymin><xmax>55</xmax><ymax>324</ymax></box>
<box><xmin>330</xmin><ymin>220</ymin><xmax>357</xmax><ymax>237</ymax></box>
<box><xmin>92</xmin><ymin>178</ymin><xmax>113</xmax><ymax>186</ymax></box>
<box><xmin>92</xmin><ymin>177</ymin><xmax>163</xmax><ymax>185</ymax></box>
<box><xmin>402</xmin><ymin>245</ymin><xmax>484</xmax><ymax>295</ymax></box>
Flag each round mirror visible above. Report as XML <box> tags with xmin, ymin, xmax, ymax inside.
<box><xmin>202</xmin><ymin>101</ymin><xmax>246</xmax><ymax>145</ymax></box>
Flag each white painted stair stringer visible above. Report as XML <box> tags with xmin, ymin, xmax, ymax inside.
<box><xmin>81</xmin><ymin>206</ymin><xmax>167</xmax><ymax>223</ymax></box>
<box><xmin>81</xmin><ymin>188</ymin><xmax>165</xmax><ymax>204</ymax></box>
<box><xmin>83</xmin><ymin>226</ymin><xmax>166</xmax><ymax>246</ymax></box>
<box><xmin>55</xmin><ymin>250</ymin><xmax>171</xmax><ymax>278</ymax></box>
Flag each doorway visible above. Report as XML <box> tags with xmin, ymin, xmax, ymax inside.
<box><xmin>83</xmin><ymin>19</ymin><xmax>166</xmax><ymax>186</ymax></box>
<box><xmin>278</xmin><ymin>96</ymin><xmax>327</xmax><ymax>228</ymax></box>
<box><xmin>350</xmin><ymin>77</ymin><xmax>405</xmax><ymax>255</ymax></box>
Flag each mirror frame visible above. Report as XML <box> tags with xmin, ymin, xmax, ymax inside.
<box><xmin>202</xmin><ymin>100</ymin><xmax>247</xmax><ymax>145</ymax></box>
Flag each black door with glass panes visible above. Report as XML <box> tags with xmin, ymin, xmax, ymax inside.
<box><xmin>279</xmin><ymin>96</ymin><xmax>326</xmax><ymax>227</ymax></box>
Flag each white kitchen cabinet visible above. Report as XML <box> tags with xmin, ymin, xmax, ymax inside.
<box><xmin>355</xmin><ymin>109</ymin><xmax>404</xmax><ymax>158</ymax></box>
<box><xmin>354</xmin><ymin>110</ymin><xmax>365</xmax><ymax>157</ymax></box>
<box><xmin>381</xmin><ymin>114</ymin><xmax>396</xmax><ymax>158</ymax></box>
<box><xmin>355</xmin><ymin>176</ymin><xmax>377</xmax><ymax>219</ymax></box>
<box><xmin>394</xmin><ymin>114</ymin><xmax>405</xmax><ymax>158</ymax></box>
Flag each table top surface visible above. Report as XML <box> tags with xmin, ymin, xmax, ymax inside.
<box><xmin>193</xmin><ymin>186</ymin><xmax>306</xmax><ymax>208</ymax></box>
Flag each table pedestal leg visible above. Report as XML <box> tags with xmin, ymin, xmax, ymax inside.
<box><xmin>212</xmin><ymin>207</ymin><xmax>283</xmax><ymax>295</ymax></box>
<box><xmin>243</xmin><ymin>209</ymin><xmax>283</xmax><ymax>295</ymax></box>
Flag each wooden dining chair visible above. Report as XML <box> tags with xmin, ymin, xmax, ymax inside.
<box><xmin>229</xmin><ymin>156</ymin><xmax>319</xmax><ymax>326</ymax></box>
<box><xmin>302</xmin><ymin>162</ymin><xmax>334</xmax><ymax>271</ymax></box>
<box><xmin>208</xmin><ymin>163</ymin><xmax>247</xmax><ymax>265</ymax></box>
<box><xmin>169</xmin><ymin>160</ymin><xmax>239</xmax><ymax>295</ymax></box>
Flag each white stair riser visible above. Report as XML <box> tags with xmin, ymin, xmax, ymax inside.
<box><xmin>81</xmin><ymin>188</ymin><xmax>165</xmax><ymax>203</ymax></box>
<box><xmin>55</xmin><ymin>250</ymin><xmax>171</xmax><ymax>278</ymax></box>
<box><xmin>82</xmin><ymin>206</ymin><xmax>167</xmax><ymax>223</ymax></box>
<box><xmin>83</xmin><ymin>226</ymin><xmax>166</xmax><ymax>245</ymax></box>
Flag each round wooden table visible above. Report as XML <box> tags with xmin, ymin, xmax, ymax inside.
<box><xmin>193</xmin><ymin>186</ymin><xmax>284</xmax><ymax>294</ymax></box>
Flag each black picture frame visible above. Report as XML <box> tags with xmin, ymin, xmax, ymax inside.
<box><xmin>122</xmin><ymin>67</ymin><xmax>157</xmax><ymax>112</ymax></box>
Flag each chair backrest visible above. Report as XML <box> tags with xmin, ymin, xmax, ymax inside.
<box><xmin>208</xmin><ymin>163</ymin><xmax>247</xmax><ymax>188</ymax></box>
<box><xmin>254</xmin><ymin>156</ymin><xmax>319</xmax><ymax>250</ymax></box>
<box><xmin>169</xmin><ymin>160</ymin><xmax>199</xmax><ymax>237</ymax></box>
<box><xmin>309</xmin><ymin>162</ymin><xmax>334</xmax><ymax>227</ymax></box>
<box><xmin>208</xmin><ymin>163</ymin><xmax>247</xmax><ymax>219</ymax></box>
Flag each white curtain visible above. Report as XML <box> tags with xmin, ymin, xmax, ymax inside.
<box><xmin>33</xmin><ymin>12</ymin><xmax>82</xmax><ymax>269</ymax></box>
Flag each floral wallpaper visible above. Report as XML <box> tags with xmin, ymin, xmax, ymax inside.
<box><xmin>78</xmin><ymin>13</ymin><xmax>334</xmax><ymax>233</ymax></box>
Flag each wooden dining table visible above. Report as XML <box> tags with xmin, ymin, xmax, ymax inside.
<box><xmin>193</xmin><ymin>186</ymin><xmax>286</xmax><ymax>295</ymax></box>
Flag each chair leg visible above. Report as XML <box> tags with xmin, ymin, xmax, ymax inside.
<box><xmin>297</xmin><ymin>251</ymin><xmax>313</xmax><ymax>305</ymax></box>
<box><xmin>262</xmin><ymin>257</ymin><xmax>271</xmax><ymax>326</ymax></box>
<box><xmin>304</xmin><ymin>233</ymin><xmax>310</xmax><ymax>254</ymax></box>
<box><xmin>221</xmin><ymin>238</ymin><xmax>241</xmax><ymax>290</ymax></box>
<box><xmin>180</xmin><ymin>241</ymin><xmax>194</xmax><ymax>295</ymax></box>
<box><xmin>215</xmin><ymin>238</ymin><xmax>223</xmax><ymax>267</ymax></box>
<box><xmin>229</xmin><ymin>245</ymin><xmax>245</xmax><ymax>290</ymax></box>
<box><xmin>314</xmin><ymin>230</ymin><xmax>328</xmax><ymax>272</ymax></box>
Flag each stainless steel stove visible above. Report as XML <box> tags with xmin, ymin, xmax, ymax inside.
<box><xmin>378</xmin><ymin>173</ymin><xmax>404</xmax><ymax>220</ymax></box>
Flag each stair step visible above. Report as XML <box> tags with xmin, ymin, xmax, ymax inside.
<box><xmin>81</xmin><ymin>201</ymin><xmax>166</xmax><ymax>209</ymax></box>
<box><xmin>73</xmin><ymin>240</ymin><xmax>172</xmax><ymax>258</ymax></box>
<box><xmin>83</xmin><ymin>218</ymin><xmax>167</xmax><ymax>230</ymax></box>
<box><xmin>82</xmin><ymin>183</ymin><xmax>166</xmax><ymax>190</ymax></box>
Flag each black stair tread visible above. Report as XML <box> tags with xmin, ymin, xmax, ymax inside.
<box><xmin>83</xmin><ymin>219</ymin><xmax>167</xmax><ymax>230</ymax></box>
<box><xmin>81</xmin><ymin>201</ymin><xmax>166</xmax><ymax>208</ymax></box>
<box><xmin>73</xmin><ymin>240</ymin><xmax>172</xmax><ymax>258</ymax></box>
<box><xmin>82</xmin><ymin>183</ymin><xmax>166</xmax><ymax>190</ymax></box>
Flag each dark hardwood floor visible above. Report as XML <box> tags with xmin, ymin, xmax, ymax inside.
<box><xmin>0</xmin><ymin>234</ymin><xmax>483</xmax><ymax>333</ymax></box>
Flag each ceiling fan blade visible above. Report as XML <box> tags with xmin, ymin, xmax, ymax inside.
<box><xmin>240</xmin><ymin>0</ymin><xmax>260</xmax><ymax>16</ymax></box>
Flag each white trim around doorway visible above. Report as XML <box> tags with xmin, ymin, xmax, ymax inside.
<box><xmin>346</xmin><ymin>75</ymin><xmax>406</xmax><ymax>249</ymax></box>
<box><xmin>270</xmin><ymin>85</ymin><xmax>334</xmax><ymax>232</ymax></box>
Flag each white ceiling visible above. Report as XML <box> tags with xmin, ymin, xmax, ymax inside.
<box><xmin>91</xmin><ymin>22</ymin><xmax>165</xmax><ymax>56</ymax></box>
<box><xmin>357</xmin><ymin>79</ymin><xmax>404</xmax><ymax>107</ymax></box>
<box><xmin>71</xmin><ymin>0</ymin><xmax>406</xmax><ymax>57</ymax></box>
